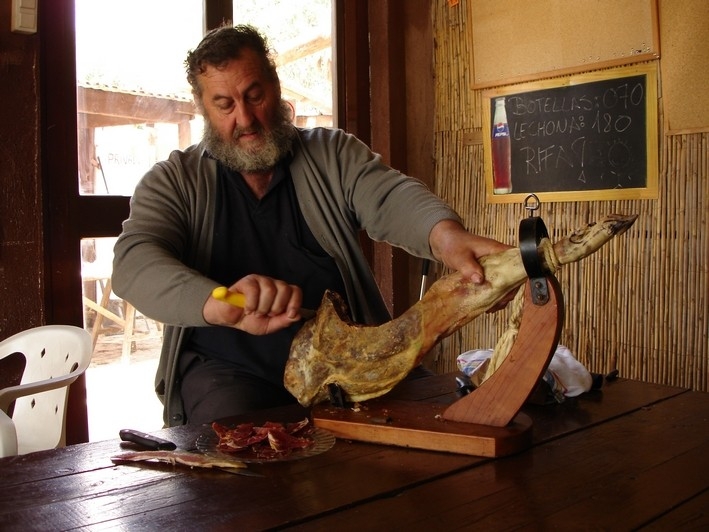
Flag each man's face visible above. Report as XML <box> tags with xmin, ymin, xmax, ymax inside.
<box><xmin>197</xmin><ymin>48</ymin><xmax>293</xmax><ymax>173</ymax></box>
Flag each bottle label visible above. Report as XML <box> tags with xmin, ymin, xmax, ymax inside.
<box><xmin>493</xmin><ymin>122</ymin><xmax>510</xmax><ymax>138</ymax></box>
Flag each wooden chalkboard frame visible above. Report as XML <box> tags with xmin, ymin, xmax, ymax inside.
<box><xmin>483</xmin><ymin>64</ymin><xmax>659</xmax><ymax>204</ymax></box>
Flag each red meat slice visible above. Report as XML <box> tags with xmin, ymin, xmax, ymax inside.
<box><xmin>267</xmin><ymin>428</ymin><xmax>314</xmax><ymax>452</ymax></box>
<box><xmin>211</xmin><ymin>418</ymin><xmax>315</xmax><ymax>455</ymax></box>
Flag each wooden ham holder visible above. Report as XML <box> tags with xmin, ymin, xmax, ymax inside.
<box><xmin>313</xmin><ymin>203</ymin><xmax>564</xmax><ymax>457</ymax></box>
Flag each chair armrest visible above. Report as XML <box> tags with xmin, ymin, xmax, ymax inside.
<box><xmin>0</xmin><ymin>409</ymin><xmax>18</xmax><ymax>457</ymax></box>
<box><xmin>0</xmin><ymin>369</ymin><xmax>84</xmax><ymax>414</ymax></box>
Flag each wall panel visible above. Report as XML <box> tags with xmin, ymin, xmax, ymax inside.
<box><xmin>428</xmin><ymin>0</ymin><xmax>708</xmax><ymax>392</ymax></box>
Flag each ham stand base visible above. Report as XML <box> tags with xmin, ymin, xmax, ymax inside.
<box><xmin>312</xmin><ymin>276</ymin><xmax>564</xmax><ymax>458</ymax></box>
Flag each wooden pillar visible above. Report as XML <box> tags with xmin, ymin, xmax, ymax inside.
<box><xmin>178</xmin><ymin>120</ymin><xmax>192</xmax><ymax>149</ymax></box>
<box><xmin>203</xmin><ymin>0</ymin><xmax>233</xmax><ymax>31</ymax></box>
<box><xmin>367</xmin><ymin>0</ymin><xmax>410</xmax><ymax>318</ymax></box>
<box><xmin>336</xmin><ymin>0</ymin><xmax>371</xmax><ymax>144</ymax></box>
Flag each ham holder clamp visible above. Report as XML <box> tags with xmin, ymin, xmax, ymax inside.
<box><xmin>312</xmin><ymin>197</ymin><xmax>577</xmax><ymax>458</ymax></box>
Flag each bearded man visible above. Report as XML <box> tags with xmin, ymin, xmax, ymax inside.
<box><xmin>112</xmin><ymin>25</ymin><xmax>509</xmax><ymax>426</ymax></box>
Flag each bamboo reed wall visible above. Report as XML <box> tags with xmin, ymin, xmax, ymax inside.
<box><xmin>428</xmin><ymin>2</ymin><xmax>708</xmax><ymax>392</ymax></box>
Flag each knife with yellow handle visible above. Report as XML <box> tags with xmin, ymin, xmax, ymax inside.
<box><xmin>212</xmin><ymin>286</ymin><xmax>316</xmax><ymax>319</ymax></box>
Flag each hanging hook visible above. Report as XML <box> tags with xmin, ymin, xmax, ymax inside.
<box><xmin>523</xmin><ymin>193</ymin><xmax>541</xmax><ymax>218</ymax></box>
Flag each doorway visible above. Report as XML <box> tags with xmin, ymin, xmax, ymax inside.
<box><xmin>74</xmin><ymin>0</ymin><xmax>334</xmax><ymax>440</ymax></box>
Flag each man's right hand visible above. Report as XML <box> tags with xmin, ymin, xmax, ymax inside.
<box><xmin>203</xmin><ymin>274</ymin><xmax>306</xmax><ymax>334</ymax></box>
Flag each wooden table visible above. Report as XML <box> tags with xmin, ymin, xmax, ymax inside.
<box><xmin>0</xmin><ymin>375</ymin><xmax>707</xmax><ymax>530</ymax></box>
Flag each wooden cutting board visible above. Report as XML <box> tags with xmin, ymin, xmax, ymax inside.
<box><xmin>312</xmin><ymin>398</ymin><xmax>532</xmax><ymax>458</ymax></box>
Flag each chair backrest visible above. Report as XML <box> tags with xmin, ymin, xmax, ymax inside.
<box><xmin>0</xmin><ymin>325</ymin><xmax>92</xmax><ymax>455</ymax></box>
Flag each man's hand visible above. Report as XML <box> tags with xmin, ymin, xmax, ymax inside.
<box><xmin>203</xmin><ymin>274</ymin><xmax>305</xmax><ymax>334</ymax></box>
<box><xmin>429</xmin><ymin>219</ymin><xmax>516</xmax><ymax>312</ymax></box>
<box><xmin>429</xmin><ymin>219</ymin><xmax>511</xmax><ymax>284</ymax></box>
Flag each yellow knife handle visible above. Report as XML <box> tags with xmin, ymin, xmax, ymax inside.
<box><xmin>212</xmin><ymin>286</ymin><xmax>316</xmax><ymax>319</ymax></box>
<box><xmin>212</xmin><ymin>286</ymin><xmax>247</xmax><ymax>308</ymax></box>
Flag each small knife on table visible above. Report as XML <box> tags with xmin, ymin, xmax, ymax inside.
<box><xmin>119</xmin><ymin>429</ymin><xmax>176</xmax><ymax>450</ymax></box>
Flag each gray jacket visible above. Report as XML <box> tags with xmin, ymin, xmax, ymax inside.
<box><xmin>112</xmin><ymin>127</ymin><xmax>461</xmax><ymax>426</ymax></box>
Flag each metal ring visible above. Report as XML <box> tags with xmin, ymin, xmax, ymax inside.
<box><xmin>524</xmin><ymin>193</ymin><xmax>541</xmax><ymax>217</ymax></box>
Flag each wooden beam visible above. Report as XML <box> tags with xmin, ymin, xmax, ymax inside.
<box><xmin>276</xmin><ymin>35</ymin><xmax>331</xmax><ymax>66</ymax></box>
<box><xmin>77</xmin><ymin>87</ymin><xmax>195</xmax><ymax>125</ymax></box>
<box><xmin>79</xmin><ymin>114</ymin><xmax>148</xmax><ymax>128</ymax></box>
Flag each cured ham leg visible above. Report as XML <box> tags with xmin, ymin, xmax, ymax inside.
<box><xmin>284</xmin><ymin>214</ymin><xmax>638</xmax><ymax>406</ymax></box>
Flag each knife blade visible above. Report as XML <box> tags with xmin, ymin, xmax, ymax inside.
<box><xmin>211</xmin><ymin>286</ymin><xmax>316</xmax><ymax>319</ymax></box>
<box><xmin>119</xmin><ymin>429</ymin><xmax>177</xmax><ymax>450</ymax></box>
<box><xmin>216</xmin><ymin>466</ymin><xmax>265</xmax><ymax>477</ymax></box>
<box><xmin>111</xmin><ymin>450</ymin><xmax>265</xmax><ymax>477</ymax></box>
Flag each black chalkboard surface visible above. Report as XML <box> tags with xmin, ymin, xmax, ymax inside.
<box><xmin>484</xmin><ymin>65</ymin><xmax>658</xmax><ymax>203</ymax></box>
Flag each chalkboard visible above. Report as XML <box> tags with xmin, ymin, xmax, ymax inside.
<box><xmin>483</xmin><ymin>64</ymin><xmax>658</xmax><ymax>203</ymax></box>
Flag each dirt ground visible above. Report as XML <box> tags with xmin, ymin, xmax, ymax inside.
<box><xmin>89</xmin><ymin>323</ymin><xmax>162</xmax><ymax>367</ymax></box>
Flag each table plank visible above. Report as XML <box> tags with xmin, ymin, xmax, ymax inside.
<box><xmin>640</xmin><ymin>489</ymin><xmax>709</xmax><ymax>530</ymax></box>
<box><xmin>287</xmin><ymin>391</ymin><xmax>709</xmax><ymax>530</ymax></box>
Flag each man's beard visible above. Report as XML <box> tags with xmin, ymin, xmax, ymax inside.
<box><xmin>203</xmin><ymin>100</ymin><xmax>296</xmax><ymax>173</ymax></box>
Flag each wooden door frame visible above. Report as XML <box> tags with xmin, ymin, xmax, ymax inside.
<box><xmin>40</xmin><ymin>1</ymin><xmax>130</xmax><ymax>444</ymax></box>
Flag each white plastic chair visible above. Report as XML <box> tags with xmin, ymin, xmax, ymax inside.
<box><xmin>0</xmin><ymin>325</ymin><xmax>92</xmax><ymax>457</ymax></box>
